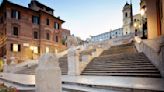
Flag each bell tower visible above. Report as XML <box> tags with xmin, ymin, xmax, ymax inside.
<box><xmin>122</xmin><ymin>1</ymin><xmax>133</xmax><ymax>35</ymax></box>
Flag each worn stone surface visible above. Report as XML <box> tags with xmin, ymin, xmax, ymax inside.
<box><xmin>35</xmin><ymin>53</ymin><xmax>62</xmax><ymax>92</ymax></box>
<box><xmin>66</xmin><ymin>36</ymin><xmax>78</xmax><ymax>48</ymax></box>
<box><xmin>135</xmin><ymin>36</ymin><xmax>164</xmax><ymax>77</ymax></box>
<box><xmin>68</xmin><ymin>47</ymin><xmax>80</xmax><ymax>75</ymax></box>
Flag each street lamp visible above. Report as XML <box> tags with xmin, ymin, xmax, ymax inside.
<box><xmin>134</xmin><ymin>23</ymin><xmax>137</xmax><ymax>28</ymax></box>
<box><xmin>140</xmin><ymin>8</ymin><xmax>147</xmax><ymax>39</ymax></box>
<box><xmin>133</xmin><ymin>22</ymin><xmax>138</xmax><ymax>36</ymax></box>
<box><xmin>140</xmin><ymin>8</ymin><xmax>145</xmax><ymax>16</ymax></box>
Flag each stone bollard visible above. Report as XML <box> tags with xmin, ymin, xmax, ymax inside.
<box><xmin>68</xmin><ymin>46</ymin><xmax>80</xmax><ymax>76</ymax></box>
<box><xmin>35</xmin><ymin>53</ymin><xmax>62</xmax><ymax>92</ymax></box>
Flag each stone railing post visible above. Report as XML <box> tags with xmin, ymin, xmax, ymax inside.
<box><xmin>35</xmin><ymin>53</ymin><xmax>62</xmax><ymax>92</ymax></box>
<box><xmin>68</xmin><ymin>46</ymin><xmax>80</xmax><ymax>76</ymax></box>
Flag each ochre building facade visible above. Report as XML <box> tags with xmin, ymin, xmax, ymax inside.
<box><xmin>0</xmin><ymin>0</ymin><xmax>70</xmax><ymax>63</ymax></box>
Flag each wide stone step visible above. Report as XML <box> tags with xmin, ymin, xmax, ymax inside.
<box><xmin>98</xmin><ymin>53</ymin><xmax>146</xmax><ymax>57</ymax></box>
<box><xmin>93</xmin><ymin>58</ymin><xmax>149</xmax><ymax>61</ymax></box>
<box><xmin>92</xmin><ymin>61</ymin><xmax>151</xmax><ymax>64</ymax></box>
<box><xmin>87</xmin><ymin>64</ymin><xmax>154</xmax><ymax>67</ymax></box>
<box><xmin>87</xmin><ymin>66</ymin><xmax>155</xmax><ymax>69</ymax></box>
<box><xmin>82</xmin><ymin>70</ymin><xmax>159</xmax><ymax>73</ymax></box>
<box><xmin>93</xmin><ymin>58</ymin><xmax>150</xmax><ymax>61</ymax></box>
<box><xmin>102</xmin><ymin>51</ymin><xmax>135</xmax><ymax>54</ymax></box>
<box><xmin>103</xmin><ymin>46</ymin><xmax>135</xmax><ymax>51</ymax></box>
<box><xmin>85</xmin><ymin>67</ymin><xmax>157</xmax><ymax>70</ymax></box>
<box><xmin>89</xmin><ymin>62</ymin><xmax>152</xmax><ymax>64</ymax></box>
<box><xmin>89</xmin><ymin>62</ymin><xmax>153</xmax><ymax>65</ymax></box>
<box><xmin>93</xmin><ymin>57</ymin><xmax>149</xmax><ymax>60</ymax></box>
<box><xmin>86</xmin><ymin>65</ymin><xmax>156</xmax><ymax>68</ymax></box>
<box><xmin>102</xmin><ymin>48</ymin><xmax>136</xmax><ymax>52</ymax></box>
<box><xmin>82</xmin><ymin>73</ymin><xmax>161</xmax><ymax>78</ymax></box>
<box><xmin>100</xmin><ymin>57</ymin><xmax>146</xmax><ymax>60</ymax></box>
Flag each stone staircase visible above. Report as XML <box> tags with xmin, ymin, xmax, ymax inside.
<box><xmin>15</xmin><ymin>55</ymin><xmax>68</xmax><ymax>75</ymax></box>
<box><xmin>80</xmin><ymin>49</ymin><xmax>96</xmax><ymax>56</ymax></box>
<box><xmin>15</xmin><ymin>64</ymin><xmax>38</xmax><ymax>75</ymax></box>
<box><xmin>58</xmin><ymin>54</ymin><xmax>68</xmax><ymax>75</ymax></box>
<box><xmin>82</xmin><ymin>43</ymin><xmax>161</xmax><ymax>78</ymax></box>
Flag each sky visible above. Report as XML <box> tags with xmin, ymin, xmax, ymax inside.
<box><xmin>1</xmin><ymin>0</ymin><xmax>140</xmax><ymax>40</ymax></box>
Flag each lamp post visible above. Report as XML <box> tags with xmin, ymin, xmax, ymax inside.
<box><xmin>134</xmin><ymin>19</ymin><xmax>142</xmax><ymax>37</ymax></box>
<box><xmin>140</xmin><ymin>8</ymin><xmax>147</xmax><ymax>39</ymax></box>
<box><xmin>140</xmin><ymin>8</ymin><xmax>145</xmax><ymax>16</ymax></box>
<box><xmin>134</xmin><ymin>22</ymin><xmax>137</xmax><ymax>36</ymax></box>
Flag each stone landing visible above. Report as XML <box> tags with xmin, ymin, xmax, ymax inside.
<box><xmin>0</xmin><ymin>73</ymin><xmax>164</xmax><ymax>92</ymax></box>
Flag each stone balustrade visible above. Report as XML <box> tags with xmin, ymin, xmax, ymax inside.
<box><xmin>3</xmin><ymin>60</ymin><xmax>38</xmax><ymax>73</ymax></box>
<box><xmin>87</xmin><ymin>34</ymin><xmax>134</xmax><ymax>50</ymax></box>
<box><xmin>67</xmin><ymin>45</ymin><xmax>104</xmax><ymax>75</ymax></box>
<box><xmin>135</xmin><ymin>36</ymin><xmax>164</xmax><ymax>77</ymax></box>
<box><xmin>79</xmin><ymin>48</ymin><xmax>104</xmax><ymax>73</ymax></box>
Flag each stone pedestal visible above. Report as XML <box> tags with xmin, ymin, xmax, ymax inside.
<box><xmin>68</xmin><ymin>47</ymin><xmax>80</xmax><ymax>76</ymax></box>
<box><xmin>35</xmin><ymin>53</ymin><xmax>62</xmax><ymax>92</ymax></box>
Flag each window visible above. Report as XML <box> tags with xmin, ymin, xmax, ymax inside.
<box><xmin>10</xmin><ymin>43</ymin><xmax>21</xmax><ymax>52</ymax></box>
<box><xmin>4</xmin><ymin>12</ymin><xmax>6</xmax><ymax>19</ymax></box>
<box><xmin>56</xmin><ymin>36</ymin><xmax>58</xmax><ymax>42</ymax></box>
<box><xmin>46</xmin><ymin>33</ymin><xmax>50</xmax><ymax>40</ymax></box>
<box><xmin>54</xmin><ymin>22</ymin><xmax>59</xmax><ymax>29</ymax></box>
<box><xmin>0</xmin><ymin>17</ymin><xmax>3</xmax><ymax>24</ymax></box>
<box><xmin>11</xmin><ymin>10</ymin><xmax>20</xmax><ymax>19</ymax></box>
<box><xmin>32</xmin><ymin>16</ymin><xmax>40</xmax><ymax>24</ymax></box>
<box><xmin>46</xmin><ymin>18</ymin><xmax>49</xmax><ymax>25</ymax></box>
<box><xmin>33</xmin><ymin>46</ymin><xmax>38</xmax><ymax>54</ymax></box>
<box><xmin>13</xmin><ymin>27</ymin><xmax>18</xmax><ymax>36</ymax></box>
<box><xmin>46</xmin><ymin>47</ymin><xmax>50</xmax><ymax>53</ymax></box>
<box><xmin>125</xmin><ymin>12</ymin><xmax>128</xmax><ymax>18</ymax></box>
<box><xmin>34</xmin><ymin>31</ymin><xmax>38</xmax><ymax>39</ymax></box>
<box><xmin>30</xmin><ymin>46</ymin><xmax>39</xmax><ymax>54</ymax></box>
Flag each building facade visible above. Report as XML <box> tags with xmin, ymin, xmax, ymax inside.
<box><xmin>110</xmin><ymin>28</ymin><xmax>123</xmax><ymax>39</ymax></box>
<box><xmin>60</xmin><ymin>29</ymin><xmax>70</xmax><ymax>46</ymax></box>
<box><xmin>0</xmin><ymin>0</ymin><xmax>70</xmax><ymax>63</ymax></box>
<box><xmin>143</xmin><ymin>0</ymin><xmax>164</xmax><ymax>39</ymax></box>
<box><xmin>122</xmin><ymin>2</ymin><xmax>133</xmax><ymax>35</ymax></box>
<box><xmin>91</xmin><ymin>28</ymin><xmax>123</xmax><ymax>43</ymax></box>
<box><xmin>133</xmin><ymin>14</ymin><xmax>143</xmax><ymax>36</ymax></box>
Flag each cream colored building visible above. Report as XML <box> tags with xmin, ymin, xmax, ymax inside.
<box><xmin>122</xmin><ymin>2</ymin><xmax>133</xmax><ymax>35</ymax></box>
<box><xmin>133</xmin><ymin>14</ymin><xmax>142</xmax><ymax>36</ymax></box>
